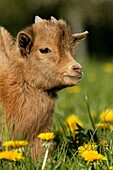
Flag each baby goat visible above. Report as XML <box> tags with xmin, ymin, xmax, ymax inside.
<box><xmin>0</xmin><ymin>16</ymin><xmax>88</xmax><ymax>159</ymax></box>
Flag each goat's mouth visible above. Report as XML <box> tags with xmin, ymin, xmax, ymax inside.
<box><xmin>65</xmin><ymin>75</ymin><xmax>82</xmax><ymax>79</ymax></box>
<box><xmin>63</xmin><ymin>73</ymin><xmax>83</xmax><ymax>86</ymax></box>
<box><xmin>46</xmin><ymin>73</ymin><xmax>83</xmax><ymax>93</ymax></box>
<box><xmin>64</xmin><ymin>72</ymin><xmax>83</xmax><ymax>80</ymax></box>
<box><xmin>46</xmin><ymin>74</ymin><xmax>83</xmax><ymax>93</ymax></box>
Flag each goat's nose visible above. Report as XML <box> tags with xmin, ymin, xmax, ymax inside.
<box><xmin>72</xmin><ymin>65</ymin><xmax>82</xmax><ymax>74</ymax></box>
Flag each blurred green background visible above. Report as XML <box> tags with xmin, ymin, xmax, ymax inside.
<box><xmin>1</xmin><ymin>0</ymin><xmax>113</xmax><ymax>59</ymax></box>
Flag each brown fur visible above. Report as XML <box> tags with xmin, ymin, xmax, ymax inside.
<box><xmin>0</xmin><ymin>18</ymin><xmax>88</xmax><ymax>160</ymax></box>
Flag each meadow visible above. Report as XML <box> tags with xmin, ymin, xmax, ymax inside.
<box><xmin>0</xmin><ymin>58</ymin><xmax>113</xmax><ymax>170</ymax></box>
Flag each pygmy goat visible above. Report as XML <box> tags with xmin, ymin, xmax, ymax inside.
<box><xmin>0</xmin><ymin>16</ymin><xmax>88</xmax><ymax>159</ymax></box>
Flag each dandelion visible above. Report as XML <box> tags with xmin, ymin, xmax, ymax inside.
<box><xmin>102</xmin><ymin>63</ymin><xmax>113</xmax><ymax>73</ymax></box>
<box><xmin>0</xmin><ymin>150</ymin><xmax>24</xmax><ymax>161</ymax></box>
<box><xmin>81</xmin><ymin>150</ymin><xmax>107</xmax><ymax>162</ymax></box>
<box><xmin>2</xmin><ymin>140</ymin><xmax>28</xmax><ymax>148</ymax></box>
<box><xmin>96</xmin><ymin>122</ymin><xmax>113</xmax><ymax>130</ymax></box>
<box><xmin>38</xmin><ymin>132</ymin><xmax>55</xmax><ymax>170</ymax></box>
<box><xmin>66</xmin><ymin>114</ymin><xmax>83</xmax><ymax>132</ymax></box>
<box><xmin>100</xmin><ymin>109</ymin><xmax>113</xmax><ymax>122</ymax></box>
<box><xmin>38</xmin><ymin>132</ymin><xmax>55</xmax><ymax>141</ymax></box>
<box><xmin>110</xmin><ymin>166</ymin><xmax>113</xmax><ymax>170</ymax></box>
<box><xmin>67</xmin><ymin>86</ymin><xmax>81</xmax><ymax>94</ymax></box>
<box><xmin>78</xmin><ymin>142</ymin><xmax>106</xmax><ymax>162</ymax></box>
<box><xmin>100</xmin><ymin>139</ymin><xmax>109</xmax><ymax>148</ymax></box>
<box><xmin>78</xmin><ymin>143</ymin><xmax>97</xmax><ymax>155</ymax></box>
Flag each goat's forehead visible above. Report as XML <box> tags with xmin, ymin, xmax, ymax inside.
<box><xmin>33</xmin><ymin>20</ymin><xmax>72</xmax><ymax>39</ymax></box>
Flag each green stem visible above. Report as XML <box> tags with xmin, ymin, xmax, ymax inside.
<box><xmin>85</xmin><ymin>95</ymin><xmax>95</xmax><ymax>131</ymax></box>
<box><xmin>41</xmin><ymin>147</ymin><xmax>49</xmax><ymax>170</ymax></box>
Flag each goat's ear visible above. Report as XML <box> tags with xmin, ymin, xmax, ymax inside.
<box><xmin>17</xmin><ymin>31</ymin><xmax>33</xmax><ymax>56</ymax></box>
<box><xmin>72</xmin><ymin>31</ymin><xmax>88</xmax><ymax>43</ymax></box>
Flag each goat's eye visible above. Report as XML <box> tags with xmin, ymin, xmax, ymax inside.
<box><xmin>39</xmin><ymin>48</ymin><xmax>51</xmax><ymax>54</ymax></box>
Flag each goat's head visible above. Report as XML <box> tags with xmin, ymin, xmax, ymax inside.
<box><xmin>17</xmin><ymin>16</ymin><xmax>88</xmax><ymax>91</ymax></box>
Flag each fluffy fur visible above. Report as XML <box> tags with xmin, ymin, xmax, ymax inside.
<box><xmin>0</xmin><ymin>17</ymin><xmax>88</xmax><ymax>160</ymax></box>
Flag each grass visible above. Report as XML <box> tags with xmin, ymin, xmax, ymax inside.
<box><xmin>1</xmin><ymin>58</ymin><xmax>113</xmax><ymax>169</ymax></box>
<box><xmin>56</xmin><ymin>59</ymin><xmax>113</xmax><ymax>123</ymax></box>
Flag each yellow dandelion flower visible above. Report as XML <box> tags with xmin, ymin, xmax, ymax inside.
<box><xmin>100</xmin><ymin>109</ymin><xmax>113</xmax><ymax>122</ymax></box>
<box><xmin>81</xmin><ymin>150</ymin><xmax>106</xmax><ymax>162</ymax></box>
<box><xmin>3</xmin><ymin>140</ymin><xmax>28</xmax><ymax>148</ymax></box>
<box><xmin>102</xmin><ymin>63</ymin><xmax>113</xmax><ymax>73</ymax></box>
<box><xmin>0</xmin><ymin>150</ymin><xmax>24</xmax><ymax>161</ymax></box>
<box><xmin>110</xmin><ymin>166</ymin><xmax>113</xmax><ymax>170</ymax></box>
<box><xmin>78</xmin><ymin>143</ymin><xmax>97</xmax><ymax>155</ymax></box>
<box><xmin>67</xmin><ymin>86</ymin><xmax>81</xmax><ymax>94</ymax></box>
<box><xmin>38</xmin><ymin>132</ymin><xmax>55</xmax><ymax>141</ymax></box>
<box><xmin>96</xmin><ymin>122</ymin><xmax>113</xmax><ymax>130</ymax></box>
<box><xmin>66</xmin><ymin>114</ymin><xmax>83</xmax><ymax>132</ymax></box>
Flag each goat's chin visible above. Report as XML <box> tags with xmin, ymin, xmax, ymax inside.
<box><xmin>45</xmin><ymin>76</ymin><xmax>82</xmax><ymax>92</ymax></box>
<box><xmin>63</xmin><ymin>75</ymin><xmax>82</xmax><ymax>87</ymax></box>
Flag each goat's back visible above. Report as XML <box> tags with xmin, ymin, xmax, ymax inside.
<box><xmin>0</xmin><ymin>27</ymin><xmax>14</xmax><ymax>63</ymax></box>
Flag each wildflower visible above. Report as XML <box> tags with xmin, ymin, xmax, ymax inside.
<box><xmin>99</xmin><ymin>139</ymin><xmax>109</xmax><ymax>150</ymax></box>
<box><xmin>110</xmin><ymin>166</ymin><xmax>113</xmax><ymax>170</ymax></box>
<box><xmin>78</xmin><ymin>142</ymin><xmax>107</xmax><ymax>162</ymax></box>
<box><xmin>38</xmin><ymin>132</ymin><xmax>55</xmax><ymax>170</ymax></box>
<box><xmin>81</xmin><ymin>150</ymin><xmax>106</xmax><ymax>162</ymax></box>
<box><xmin>96</xmin><ymin>122</ymin><xmax>113</xmax><ymax>130</ymax></box>
<box><xmin>38</xmin><ymin>132</ymin><xmax>55</xmax><ymax>141</ymax></box>
<box><xmin>67</xmin><ymin>86</ymin><xmax>81</xmax><ymax>94</ymax></box>
<box><xmin>2</xmin><ymin>140</ymin><xmax>28</xmax><ymax>148</ymax></box>
<box><xmin>102</xmin><ymin>63</ymin><xmax>113</xmax><ymax>73</ymax></box>
<box><xmin>78</xmin><ymin>143</ymin><xmax>97</xmax><ymax>155</ymax></box>
<box><xmin>0</xmin><ymin>150</ymin><xmax>24</xmax><ymax>161</ymax></box>
<box><xmin>66</xmin><ymin>114</ymin><xmax>83</xmax><ymax>132</ymax></box>
<box><xmin>100</xmin><ymin>109</ymin><xmax>113</xmax><ymax>122</ymax></box>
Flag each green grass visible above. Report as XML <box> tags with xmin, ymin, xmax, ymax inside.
<box><xmin>55</xmin><ymin>59</ymin><xmax>113</xmax><ymax>124</ymax></box>
<box><xmin>1</xmin><ymin>58</ymin><xmax>113</xmax><ymax>170</ymax></box>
